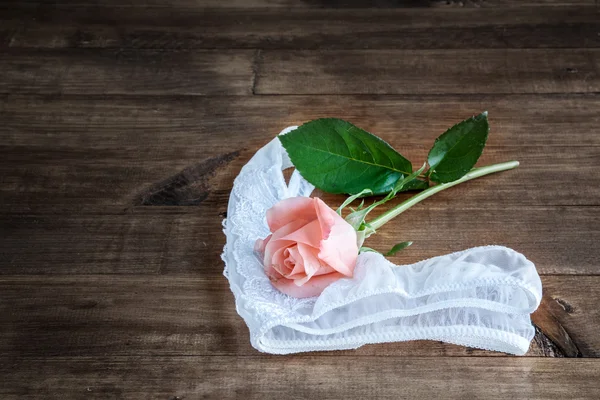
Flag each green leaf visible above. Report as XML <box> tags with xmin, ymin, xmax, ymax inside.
<box><xmin>346</xmin><ymin>205</ymin><xmax>374</xmax><ymax>231</ymax></box>
<box><xmin>356</xmin><ymin>199</ymin><xmax>365</xmax><ymax>210</ymax></box>
<box><xmin>400</xmin><ymin>178</ymin><xmax>429</xmax><ymax>191</ymax></box>
<box><xmin>390</xmin><ymin>163</ymin><xmax>427</xmax><ymax>196</ymax></box>
<box><xmin>279</xmin><ymin>118</ymin><xmax>412</xmax><ymax>195</ymax></box>
<box><xmin>337</xmin><ymin>188</ymin><xmax>373</xmax><ymax>215</ymax></box>
<box><xmin>385</xmin><ymin>241</ymin><xmax>413</xmax><ymax>256</ymax></box>
<box><xmin>428</xmin><ymin>112</ymin><xmax>490</xmax><ymax>183</ymax></box>
<box><xmin>345</xmin><ymin>164</ymin><xmax>426</xmax><ymax>230</ymax></box>
<box><xmin>359</xmin><ymin>246</ymin><xmax>381</xmax><ymax>254</ymax></box>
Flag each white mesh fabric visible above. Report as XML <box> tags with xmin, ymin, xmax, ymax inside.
<box><xmin>222</xmin><ymin>127</ymin><xmax>542</xmax><ymax>355</ymax></box>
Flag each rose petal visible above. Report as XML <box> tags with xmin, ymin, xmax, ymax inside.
<box><xmin>286</xmin><ymin>245</ymin><xmax>306</xmax><ymax>277</ymax></box>
<box><xmin>314</xmin><ymin>197</ymin><xmax>335</xmax><ymax>239</ymax></box>
<box><xmin>278</xmin><ymin>219</ymin><xmax>322</xmax><ymax>248</ymax></box>
<box><xmin>266</xmin><ymin>197</ymin><xmax>316</xmax><ymax>232</ymax></box>
<box><xmin>318</xmin><ymin>228</ymin><xmax>358</xmax><ymax>277</ymax></box>
<box><xmin>271</xmin><ymin>272</ymin><xmax>346</xmax><ymax>298</ymax></box>
<box><xmin>314</xmin><ymin>197</ymin><xmax>358</xmax><ymax>277</ymax></box>
<box><xmin>297</xmin><ymin>243</ymin><xmax>334</xmax><ymax>277</ymax></box>
<box><xmin>265</xmin><ymin>262</ymin><xmax>284</xmax><ymax>281</ymax></box>
<box><xmin>270</xmin><ymin>246</ymin><xmax>291</xmax><ymax>276</ymax></box>
<box><xmin>263</xmin><ymin>218</ymin><xmax>310</xmax><ymax>267</ymax></box>
<box><xmin>254</xmin><ymin>234</ymin><xmax>272</xmax><ymax>254</ymax></box>
<box><xmin>262</xmin><ymin>196</ymin><xmax>359</xmax><ymax>298</ymax></box>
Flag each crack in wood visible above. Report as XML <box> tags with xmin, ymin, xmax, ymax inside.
<box><xmin>136</xmin><ymin>151</ymin><xmax>239</xmax><ymax>206</ymax></box>
<box><xmin>533</xmin><ymin>325</ymin><xmax>566</xmax><ymax>357</ymax></box>
<box><xmin>531</xmin><ymin>295</ymin><xmax>582</xmax><ymax>357</ymax></box>
<box><xmin>251</xmin><ymin>49</ymin><xmax>262</xmax><ymax>95</ymax></box>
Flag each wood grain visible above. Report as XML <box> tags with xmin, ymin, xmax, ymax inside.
<box><xmin>1</xmin><ymin>144</ymin><xmax>599</xmax><ymax>211</ymax></box>
<box><xmin>0</xmin><ymin>49</ymin><xmax>254</xmax><ymax>95</ymax></box>
<box><xmin>1</xmin><ymin>356</ymin><xmax>599</xmax><ymax>399</ymax></box>
<box><xmin>1</xmin><ymin>0</ymin><xmax>598</xmax><ymax>397</ymax></box>
<box><xmin>1</xmin><ymin>205</ymin><xmax>599</xmax><ymax>275</ymax></box>
<box><xmin>2</xmin><ymin>5</ymin><xmax>598</xmax><ymax>49</ymax></box>
<box><xmin>532</xmin><ymin>295</ymin><xmax>581</xmax><ymax>357</ymax></box>
<box><xmin>257</xmin><ymin>49</ymin><xmax>600</xmax><ymax>94</ymax></box>
<box><xmin>3</xmin><ymin>94</ymin><xmax>599</xmax><ymax>147</ymax></box>
<box><xmin>2</xmin><ymin>95</ymin><xmax>599</xmax><ymax>213</ymax></box>
<box><xmin>0</xmin><ymin>275</ymin><xmax>598</xmax><ymax>357</ymax></box>
<box><xmin>0</xmin><ymin>94</ymin><xmax>600</xmax><ymax>147</ymax></box>
<box><xmin>2</xmin><ymin>49</ymin><xmax>600</xmax><ymax>95</ymax></box>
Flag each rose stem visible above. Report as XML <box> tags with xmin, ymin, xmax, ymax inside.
<box><xmin>368</xmin><ymin>161</ymin><xmax>520</xmax><ymax>231</ymax></box>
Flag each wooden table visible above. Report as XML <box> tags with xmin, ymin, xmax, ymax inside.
<box><xmin>1</xmin><ymin>1</ymin><xmax>600</xmax><ymax>398</ymax></box>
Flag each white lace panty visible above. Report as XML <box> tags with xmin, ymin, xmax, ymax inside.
<box><xmin>222</xmin><ymin>127</ymin><xmax>542</xmax><ymax>355</ymax></box>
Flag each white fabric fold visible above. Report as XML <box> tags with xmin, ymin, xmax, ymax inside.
<box><xmin>222</xmin><ymin>127</ymin><xmax>542</xmax><ymax>355</ymax></box>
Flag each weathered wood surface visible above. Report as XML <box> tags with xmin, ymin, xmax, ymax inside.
<box><xmin>2</xmin><ymin>5</ymin><xmax>598</xmax><ymax>49</ymax></box>
<box><xmin>3</xmin><ymin>94</ymin><xmax>598</xmax><ymax>146</ymax></box>
<box><xmin>1</xmin><ymin>142</ymin><xmax>598</xmax><ymax>209</ymax></box>
<box><xmin>0</xmin><ymin>49</ymin><xmax>255</xmax><ymax>95</ymax></box>
<box><xmin>257</xmin><ymin>49</ymin><xmax>600</xmax><ymax>94</ymax></box>
<box><xmin>1</xmin><ymin>0</ymin><xmax>600</xmax><ymax>398</ymax></box>
<box><xmin>0</xmin><ymin>275</ymin><xmax>598</xmax><ymax>357</ymax></box>
<box><xmin>2</xmin><ymin>49</ymin><xmax>600</xmax><ymax>95</ymax></box>
<box><xmin>1</xmin><ymin>95</ymin><xmax>599</xmax><ymax>213</ymax></box>
<box><xmin>1</xmin><ymin>206</ymin><xmax>599</xmax><ymax>275</ymax></box>
<box><xmin>2</xmin><ymin>357</ymin><xmax>600</xmax><ymax>400</ymax></box>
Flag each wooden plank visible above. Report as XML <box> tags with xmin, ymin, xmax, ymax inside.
<box><xmin>2</xmin><ymin>94</ymin><xmax>599</xmax><ymax>147</ymax></box>
<box><xmin>3</xmin><ymin>94</ymin><xmax>599</xmax><ymax>146</ymax></box>
<box><xmin>0</xmin><ymin>210</ymin><xmax>224</xmax><ymax>274</ymax></box>
<box><xmin>1</xmin><ymin>143</ymin><xmax>599</xmax><ymax>210</ymax></box>
<box><xmin>0</xmin><ymin>275</ymin><xmax>598</xmax><ymax>358</ymax></box>
<box><xmin>3</xmin><ymin>49</ymin><xmax>600</xmax><ymax>95</ymax></box>
<box><xmin>531</xmin><ymin>295</ymin><xmax>581</xmax><ymax>357</ymax></box>
<box><xmin>257</xmin><ymin>49</ymin><xmax>600</xmax><ymax>94</ymax></box>
<box><xmin>1</xmin><ymin>205</ymin><xmax>599</xmax><ymax>275</ymax></box>
<box><xmin>1</xmin><ymin>95</ymin><xmax>599</xmax><ymax>212</ymax></box>
<box><xmin>2</xmin><ymin>5</ymin><xmax>598</xmax><ymax>49</ymax></box>
<box><xmin>0</xmin><ymin>49</ymin><xmax>255</xmax><ymax>95</ymax></box>
<box><xmin>1</xmin><ymin>356</ymin><xmax>599</xmax><ymax>399</ymax></box>
<box><xmin>537</xmin><ymin>277</ymin><xmax>600</xmax><ymax>357</ymax></box>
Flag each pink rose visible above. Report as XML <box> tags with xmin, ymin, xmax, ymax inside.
<box><xmin>254</xmin><ymin>197</ymin><xmax>358</xmax><ymax>298</ymax></box>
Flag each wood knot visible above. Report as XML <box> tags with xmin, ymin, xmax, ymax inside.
<box><xmin>554</xmin><ymin>297</ymin><xmax>575</xmax><ymax>314</ymax></box>
<box><xmin>136</xmin><ymin>151</ymin><xmax>239</xmax><ymax>206</ymax></box>
<box><xmin>531</xmin><ymin>295</ymin><xmax>582</xmax><ymax>357</ymax></box>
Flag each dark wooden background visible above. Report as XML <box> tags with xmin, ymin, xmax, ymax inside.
<box><xmin>1</xmin><ymin>0</ymin><xmax>600</xmax><ymax>398</ymax></box>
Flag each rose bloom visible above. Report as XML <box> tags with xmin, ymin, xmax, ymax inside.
<box><xmin>254</xmin><ymin>197</ymin><xmax>358</xmax><ymax>298</ymax></box>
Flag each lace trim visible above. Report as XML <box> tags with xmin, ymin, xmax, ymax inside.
<box><xmin>224</xmin><ymin>162</ymin><xmax>317</xmax><ymax>324</ymax></box>
<box><xmin>260</xmin><ymin>325</ymin><xmax>532</xmax><ymax>355</ymax></box>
